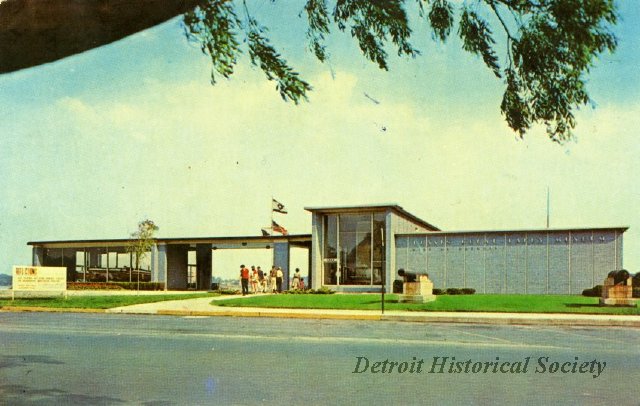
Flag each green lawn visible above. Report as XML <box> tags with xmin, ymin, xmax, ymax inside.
<box><xmin>2</xmin><ymin>292</ymin><xmax>638</xmax><ymax>315</ymax></box>
<box><xmin>0</xmin><ymin>293</ymin><xmax>216</xmax><ymax>309</ymax></box>
<box><xmin>214</xmin><ymin>294</ymin><xmax>640</xmax><ymax>315</ymax></box>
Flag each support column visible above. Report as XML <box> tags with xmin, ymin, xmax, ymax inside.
<box><xmin>307</xmin><ymin>244</ymin><xmax>312</xmax><ymax>289</ymax></box>
<box><xmin>196</xmin><ymin>244</ymin><xmax>212</xmax><ymax>291</ymax></box>
<box><xmin>167</xmin><ymin>244</ymin><xmax>189</xmax><ymax>290</ymax></box>
<box><xmin>310</xmin><ymin>213</ymin><xmax>322</xmax><ymax>289</ymax></box>
<box><xmin>273</xmin><ymin>242</ymin><xmax>290</xmax><ymax>290</ymax></box>
<box><xmin>153</xmin><ymin>243</ymin><xmax>168</xmax><ymax>290</ymax></box>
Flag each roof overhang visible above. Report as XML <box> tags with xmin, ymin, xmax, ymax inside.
<box><xmin>305</xmin><ymin>204</ymin><xmax>440</xmax><ymax>231</ymax></box>
<box><xmin>395</xmin><ymin>226</ymin><xmax>629</xmax><ymax>237</ymax></box>
<box><xmin>28</xmin><ymin>234</ymin><xmax>312</xmax><ymax>249</ymax></box>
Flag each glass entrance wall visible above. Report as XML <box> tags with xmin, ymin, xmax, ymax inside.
<box><xmin>322</xmin><ymin>212</ymin><xmax>386</xmax><ymax>286</ymax></box>
<box><xmin>340</xmin><ymin>214</ymin><xmax>372</xmax><ymax>285</ymax></box>
<box><xmin>323</xmin><ymin>215</ymin><xmax>338</xmax><ymax>284</ymax></box>
<box><xmin>42</xmin><ymin>245</ymin><xmax>151</xmax><ymax>283</ymax></box>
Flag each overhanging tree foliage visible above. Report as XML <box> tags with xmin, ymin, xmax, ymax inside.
<box><xmin>183</xmin><ymin>0</ymin><xmax>618</xmax><ymax>143</ymax></box>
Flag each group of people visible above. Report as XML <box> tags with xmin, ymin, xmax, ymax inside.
<box><xmin>239</xmin><ymin>265</ymin><xmax>305</xmax><ymax>296</ymax></box>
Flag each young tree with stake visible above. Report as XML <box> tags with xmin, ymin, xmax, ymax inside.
<box><xmin>127</xmin><ymin>219</ymin><xmax>159</xmax><ymax>291</ymax></box>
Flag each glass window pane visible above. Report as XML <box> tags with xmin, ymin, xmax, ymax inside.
<box><xmin>340</xmin><ymin>214</ymin><xmax>372</xmax><ymax>285</ymax></box>
<box><xmin>44</xmin><ymin>248</ymin><xmax>63</xmax><ymax>266</ymax></box>
<box><xmin>86</xmin><ymin>247</ymin><xmax>106</xmax><ymax>282</ymax></box>
<box><xmin>372</xmin><ymin>213</ymin><xmax>386</xmax><ymax>285</ymax></box>
<box><xmin>323</xmin><ymin>215</ymin><xmax>337</xmax><ymax>259</ymax></box>
<box><xmin>323</xmin><ymin>261</ymin><xmax>337</xmax><ymax>285</ymax></box>
<box><xmin>373</xmin><ymin>214</ymin><xmax>385</xmax><ymax>262</ymax></box>
<box><xmin>322</xmin><ymin>212</ymin><xmax>386</xmax><ymax>286</ymax></box>
<box><xmin>76</xmin><ymin>250</ymin><xmax>86</xmax><ymax>282</ymax></box>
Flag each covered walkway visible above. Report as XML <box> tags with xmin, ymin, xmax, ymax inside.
<box><xmin>29</xmin><ymin>234</ymin><xmax>311</xmax><ymax>291</ymax></box>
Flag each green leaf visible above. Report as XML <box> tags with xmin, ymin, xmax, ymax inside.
<box><xmin>334</xmin><ymin>0</ymin><xmax>417</xmax><ymax>69</ymax></box>
<box><xmin>180</xmin><ymin>0</ymin><xmax>619</xmax><ymax>142</ymax></box>
<box><xmin>247</xmin><ymin>29</ymin><xmax>312</xmax><ymax>104</ymax></box>
<box><xmin>500</xmin><ymin>68</ymin><xmax>530</xmax><ymax>137</ymax></box>
<box><xmin>428</xmin><ymin>0</ymin><xmax>453</xmax><ymax>42</ymax></box>
<box><xmin>305</xmin><ymin>0</ymin><xmax>331</xmax><ymax>62</ymax></box>
<box><xmin>183</xmin><ymin>1</ymin><xmax>242</xmax><ymax>85</ymax></box>
<box><xmin>458</xmin><ymin>8</ymin><xmax>501</xmax><ymax>78</ymax></box>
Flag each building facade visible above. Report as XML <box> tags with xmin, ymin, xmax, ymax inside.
<box><xmin>29</xmin><ymin>203</ymin><xmax>627</xmax><ymax>294</ymax></box>
<box><xmin>307</xmin><ymin>204</ymin><xmax>439</xmax><ymax>292</ymax></box>
<box><xmin>308</xmin><ymin>204</ymin><xmax>626</xmax><ymax>294</ymax></box>
<box><xmin>395</xmin><ymin>229</ymin><xmax>624</xmax><ymax>294</ymax></box>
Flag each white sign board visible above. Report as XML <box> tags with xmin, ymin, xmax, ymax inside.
<box><xmin>12</xmin><ymin>266</ymin><xmax>67</xmax><ymax>292</ymax></box>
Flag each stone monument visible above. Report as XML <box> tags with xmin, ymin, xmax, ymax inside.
<box><xmin>600</xmin><ymin>270</ymin><xmax>637</xmax><ymax>306</ymax></box>
<box><xmin>397</xmin><ymin>269</ymin><xmax>436</xmax><ymax>304</ymax></box>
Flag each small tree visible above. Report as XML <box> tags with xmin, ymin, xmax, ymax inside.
<box><xmin>127</xmin><ymin>219</ymin><xmax>159</xmax><ymax>291</ymax></box>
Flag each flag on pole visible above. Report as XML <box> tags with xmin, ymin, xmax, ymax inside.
<box><xmin>272</xmin><ymin>198</ymin><xmax>287</xmax><ymax>214</ymax></box>
<box><xmin>272</xmin><ymin>220</ymin><xmax>289</xmax><ymax>235</ymax></box>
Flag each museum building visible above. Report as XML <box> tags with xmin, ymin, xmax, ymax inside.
<box><xmin>28</xmin><ymin>204</ymin><xmax>627</xmax><ymax>294</ymax></box>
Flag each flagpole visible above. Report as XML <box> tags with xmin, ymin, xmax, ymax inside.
<box><xmin>270</xmin><ymin>196</ymin><xmax>274</xmax><ymax>269</ymax></box>
<box><xmin>546</xmin><ymin>187</ymin><xmax>550</xmax><ymax>229</ymax></box>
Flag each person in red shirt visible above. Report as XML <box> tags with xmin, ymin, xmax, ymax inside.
<box><xmin>240</xmin><ymin>264</ymin><xmax>250</xmax><ymax>296</ymax></box>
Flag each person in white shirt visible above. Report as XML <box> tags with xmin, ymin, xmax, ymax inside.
<box><xmin>292</xmin><ymin>268</ymin><xmax>301</xmax><ymax>289</ymax></box>
<box><xmin>276</xmin><ymin>267</ymin><xmax>284</xmax><ymax>293</ymax></box>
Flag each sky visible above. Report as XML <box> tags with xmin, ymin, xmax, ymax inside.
<box><xmin>1</xmin><ymin>1</ymin><xmax>638</xmax><ymax>280</ymax></box>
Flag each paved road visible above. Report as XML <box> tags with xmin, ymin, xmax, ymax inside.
<box><xmin>1</xmin><ymin>313</ymin><xmax>639</xmax><ymax>405</ymax></box>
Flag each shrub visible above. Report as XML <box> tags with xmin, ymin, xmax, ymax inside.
<box><xmin>218</xmin><ymin>289</ymin><xmax>240</xmax><ymax>295</ymax></box>
<box><xmin>112</xmin><ymin>282</ymin><xmax>165</xmax><ymax>291</ymax></box>
<box><xmin>582</xmin><ymin>285</ymin><xmax>603</xmax><ymax>297</ymax></box>
<box><xmin>68</xmin><ymin>282</ymin><xmax>124</xmax><ymax>290</ymax></box>
<box><xmin>312</xmin><ymin>286</ymin><xmax>335</xmax><ymax>294</ymax></box>
<box><xmin>433</xmin><ymin>288</ymin><xmax>444</xmax><ymax>295</ymax></box>
<box><xmin>633</xmin><ymin>287</ymin><xmax>640</xmax><ymax>298</ymax></box>
<box><xmin>393</xmin><ymin>279</ymin><xmax>403</xmax><ymax>294</ymax></box>
<box><xmin>282</xmin><ymin>289</ymin><xmax>307</xmax><ymax>294</ymax></box>
<box><xmin>280</xmin><ymin>287</ymin><xmax>334</xmax><ymax>294</ymax></box>
<box><xmin>446</xmin><ymin>288</ymin><xmax>461</xmax><ymax>295</ymax></box>
<box><xmin>461</xmin><ymin>288</ymin><xmax>476</xmax><ymax>295</ymax></box>
<box><xmin>67</xmin><ymin>282</ymin><xmax>167</xmax><ymax>290</ymax></box>
<box><xmin>593</xmin><ymin>285</ymin><xmax>603</xmax><ymax>296</ymax></box>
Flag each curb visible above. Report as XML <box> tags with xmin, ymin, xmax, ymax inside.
<box><xmin>2</xmin><ymin>306</ymin><xmax>639</xmax><ymax>327</ymax></box>
<box><xmin>156</xmin><ymin>309</ymin><xmax>639</xmax><ymax>327</ymax></box>
<box><xmin>0</xmin><ymin>306</ymin><xmax>106</xmax><ymax>314</ymax></box>
<box><xmin>157</xmin><ymin>309</ymin><xmax>382</xmax><ymax>320</ymax></box>
<box><xmin>380</xmin><ymin>315</ymin><xmax>640</xmax><ymax>327</ymax></box>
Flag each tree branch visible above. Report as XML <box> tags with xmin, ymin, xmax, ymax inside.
<box><xmin>486</xmin><ymin>0</ymin><xmax>516</xmax><ymax>42</ymax></box>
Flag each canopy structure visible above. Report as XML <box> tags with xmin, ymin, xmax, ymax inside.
<box><xmin>29</xmin><ymin>234</ymin><xmax>312</xmax><ymax>291</ymax></box>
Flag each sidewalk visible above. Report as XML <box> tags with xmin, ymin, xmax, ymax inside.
<box><xmin>103</xmin><ymin>295</ymin><xmax>640</xmax><ymax>327</ymax></box>
<box><xmin>3</xmin><ymin>291</ymin><xmax>639</xmax><ymax>327</ymax></box>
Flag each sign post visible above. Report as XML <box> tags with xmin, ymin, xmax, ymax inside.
<box><xmin>380</xmin><ymin>228</ymin><xmax>385</xmax><ymax>315</ymax></box>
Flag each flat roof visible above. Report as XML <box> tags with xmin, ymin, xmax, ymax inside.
<box><xmin>395</xmin><ymin>226</ymin><xmax>629</xmax><ymax>237</ymax></box>
<box><xmin>304</xmin><ymin>204</ymin><xmax>440</xmax><ymax>231</ymax></box>
<box><xmin>28</xmin><ymin>234</ymin><xmax>312</xmax><ymax>248</ymax></box>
